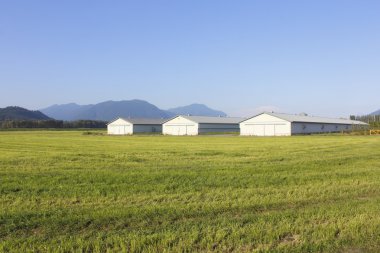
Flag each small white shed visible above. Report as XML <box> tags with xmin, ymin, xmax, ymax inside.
<box><xmin>240</xmin><ymin>112</ymin><xmax>368</xmax><ymax>136</ymax></box>
<box><xmin>107</xmin><ymin>118</ymin><xmax>165</xmax><ymax>135</ymax></box>
<box><xmin>163</xmin><ymin>115</ymin><xmax>244</xmax><ymax>135</ymax></box>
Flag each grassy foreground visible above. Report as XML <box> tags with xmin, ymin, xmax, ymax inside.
<box><xmin>1</xmin><ymin>131</ymin><xmax>380</xmax><ymax>252</ymax></box>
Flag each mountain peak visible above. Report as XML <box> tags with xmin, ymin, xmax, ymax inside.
<box><xmin>168</xmin><ymin>104</ymin><xmax>227</xmax><ymax>117</ymax></box>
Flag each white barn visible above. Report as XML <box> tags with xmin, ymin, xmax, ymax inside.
<box><xmin>107</xmin><ymin>118</ymin><xmax>165</xmax><ymax>135</ymax></box>
<box><xmin>240</xmin><ymin>112</ymin><xmax>368</xmax><ymax>136</ymax></box>
<box><xmin>163</xmin><ymin>115</ymin><xmax>244</xmax><ymax>135</ymax></box>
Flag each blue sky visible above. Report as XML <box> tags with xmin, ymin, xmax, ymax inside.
<box><xmin>0</xmin><ymin>1</ymin><xmax>379</xmax><ymax>117</ymax></box>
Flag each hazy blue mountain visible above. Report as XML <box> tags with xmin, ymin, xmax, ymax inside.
<box><xmin>41</xmin><ymin>100</ymin><xmax>173</xmax><ymax>121</ymax></box>
<box><xmin>75</xmin><ymin>100</ymin><xmax>172</xmax><ymax>121</ymax></box>
<box><xmin>168</xmin><ymin>103</ymin><xmax>227</xmax><ymax>117</ymax></box>
<box><xmin>40</xmin><ymin>100</ymin><xmax>226</xmax><ymax>121</ymax></box>
<box><xmin>41</xmin><ymin>103</ymin><xmax>93</xmax><ymax>121</ymax></box>
<box><xmin>370</xmin><ymin>109</ymin><xmax>380</xmax><ymax>115</ymax></box>
<box><xmin>0</xmin><ymin>106</ymin><xmax>51</xmax><ymax>121</ymax></box>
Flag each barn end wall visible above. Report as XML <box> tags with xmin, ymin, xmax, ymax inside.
<box><xmin>240</xmin><ymin>114</ymin><xmax>291</xmax><ymax>136</ymax></box>
<box><xmin>163</xmin><ymin>116</ymin><xmax>198</xmax><ymax>135</ymax></box>
<box><xmin>107</xmin><ymin>118</ymin><xmax>133</xmax><ymax>135</ymax></box>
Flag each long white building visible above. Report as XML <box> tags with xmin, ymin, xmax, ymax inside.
<box><xmin>107</xmin><ymin>118</ymin><xmax>165</xmax><ymax>135</ymax></box>
<box><xmin>163</xmin><ymin>115</ymin><xmax>244</xmax><ymax>135</ymax></box>
<box><xmin>240</xmin><ymin>112</ymin><xmax>368</xmax><ymax>136</ymax></box>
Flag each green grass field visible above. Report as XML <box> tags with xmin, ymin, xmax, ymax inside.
<box><xmin>1</xmin><ymin>131</ymin><xmax>380</xmax><ymax>252</ymax></box>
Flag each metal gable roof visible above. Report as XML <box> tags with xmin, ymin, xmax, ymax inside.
<box><xmin>108</xmin><ymin>117</ymin><xmax>166</xmax><ymax>125</ymax></box>
<box><xmin>253</xmin><ymin>112</ymin><xmax>368</xmax><ymax>125</ymax></box>
<box><xmin>179</xmin><ymin>115</ymin><xmax>245</xmax><ymax>124</ymax></box>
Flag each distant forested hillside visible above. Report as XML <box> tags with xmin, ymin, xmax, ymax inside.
<box><xmin>0</xmin><ymin>106</ymin><xmax>51</xmax><ymax>121</ymax></box>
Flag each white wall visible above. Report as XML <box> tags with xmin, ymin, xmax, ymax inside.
<box><xmin>163</xmin><ymin>116</ymin><xmax>198</xmax><ymax>135</ymax></box>
<box><xmin>291</xmin><ymin>123</ymin><xmax>351</xmax><ymax>134</ymax></box>
<box><xmin>107</xmin><ymin>118</ymin><xmax>133</xmax><ymax>135</ymax></box>
<box><xmin>240</xmin><ymin>114</ymin><xmax>291</xmax><ymax>136</ymax></box>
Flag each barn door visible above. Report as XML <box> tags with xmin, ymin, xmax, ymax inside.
<box><xmin>178</xmin><ymin>126</ymin><xmax>186</xmax><ymax>135</ymax></box>
<box><xmin>252</xmin><ymin>125</ymin><xmax>265</xmax><ymax>136</ymax></box>
<box><xmin>264</xmin><ymin>125</ymin><xmax>275</xmax><ymax>136</ymax></box>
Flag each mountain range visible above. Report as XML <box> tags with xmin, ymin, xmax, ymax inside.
<box><xmin>2</xmin><ymin>101</ymin><xmax>379</xmax><ymax>121</ymax></box>
<box><xmin>40</xmin><ymin>100</ymin><xmax>227</xmax><ymax>121</ymax></box>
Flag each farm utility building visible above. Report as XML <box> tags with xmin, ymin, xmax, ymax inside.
<box><xmin>163</xmin><ymin>115</ymin><xmax>244</xmax><ymax>135</ymax></box>
<box><xmin>107</xmin><ymin>118</ymin><xmax>165</xmax><ymax>135</ymax></box>
<box><xmin>240</xmin><ymin>112</ymin><xmax>368</xmax><ymax>136</ymax></box>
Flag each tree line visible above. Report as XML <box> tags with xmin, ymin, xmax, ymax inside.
<box><xmin>350</xmin><ymin>115</ymin><xmax>380</xmax><ymax>128</ymax></box>
<box><xmin>0</xmin><ymin>120</ymin><xmax>107</xmax><ymax>129</ymax></box>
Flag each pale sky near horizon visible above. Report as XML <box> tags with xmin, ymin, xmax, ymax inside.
<box><xmin>0</xmin><ymin>1</ymin><xmax>379</xmax><ymax>117</ymax></box>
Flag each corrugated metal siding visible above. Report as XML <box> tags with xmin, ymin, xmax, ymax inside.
<box><xmin>291</xmin><ymin>122</ymin><xmax>351</xmax><ymax>134</ymax></box>
<box><xmin>198</xmin><ymin>123</ymin><xmax>240</xmax><ymax>133</ymax></box>
<box><xmin>133</xmin><ymin>124</ymin><xmax>162</xmax><ymax>133</ymax></box>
